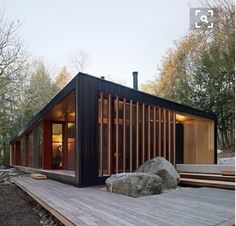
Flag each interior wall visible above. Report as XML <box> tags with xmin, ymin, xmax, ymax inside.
<box><xmin>182</xmin><ymin>117</ymin><xmax>214</xmax><ymax>164</ymax></box>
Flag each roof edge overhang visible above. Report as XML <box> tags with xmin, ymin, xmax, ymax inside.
<box><xmin>10</xmin><ymin>72</ymin><xmax>217</xmax><ymax>144</ymax></box>
<box><xmin>10</xmin><ymin>74</ymin><xmax>78</xmax><ymax>143</ymax></box>
<box><xmin>79</xmin><ymin>72</ymin><xmax>217</xmax><ymax>120</ymax></box>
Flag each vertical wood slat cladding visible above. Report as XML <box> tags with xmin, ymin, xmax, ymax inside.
<box><xmin>158</xmin><ymin>108</ymin><xmax>162</xmax><ymax>157</ymax></box>
<box><xmin>153</xmin><ymin>107</ymin><xmax>156</xmax><ymax>158</ymax></box>
<box><xmin>148</xmin><ymin>105</ymin><xmax>151</xmax><ymax>160</ymax></box>
<box><xmin>115</xmin><ymin>96</ymin><xmax>119</xmax><ymax>174</ymax></box>
<box><xmin>136</xmin><ymin>102</ymin><xmax>139</xmax><ymax>169</ymax></box>
<box><xmin>123</xmin><ymin>98</ymin><xmax>126</xmax><ymax>172</ymax></box>
<box><xmin>129</xmin><ymin>100</ymin><xmax>133</xmax><ymax>172</ymax></box>
<box><xmin>167</xmin><ymin>111</ymin><xmax>171</xmax><ymax>162</ymax></box>
<box><xmin>142</xmin><ymin>103</ymin><xmax>145</xmax><ymax>164</ymax></box>
<box><xmin>98</xmin><ymin>92</ymin><xmax>177</xmax><ymax>176</ymax></box>
<box><xmin>163</xmin><ymin>109</ymin><xmax>167</xmax><ymax>159</ymax></box>
<box><xmin>172</xmin><ymin>112</ymin><xmax>176</xmax><ymax>166</ymax></box>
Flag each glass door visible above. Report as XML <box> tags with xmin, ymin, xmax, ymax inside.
<box><xmin>67</xmin><ymin>122</ymin><xmax>75</xmax><ymax>170</ymax></box>
<box><xmin>52</xmin><ymin>123</ymin><xmax>63</xmax><ymax>169</ymax></box>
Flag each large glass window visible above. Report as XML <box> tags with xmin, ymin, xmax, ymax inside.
<box><xmin>67</xmin><ymin>122</ymin><xmax>75</xmax><ymax>170</ymax></box>
<box><xmin>20</xmin><ymin>137</ymin><xmax>26</xmax><ymax>166</ymax></box>
<box><xmin>44</xmin><ymin>90</ymin><xmax>76</xmax><ymax>171</ymax></box>
<box><xmin>32</xmin><ymin>123</ymin><xmax>43</xmax><ymax>168</ymax></box>
<box><xmin>27</xmin><ymin>132</ymin><xmax>33</xmax><ymax>167</ymax></box>
<box><xmin>52</xmin><ymin>123</ymin><xmax>63</xmax><ymax>169</ymax></box>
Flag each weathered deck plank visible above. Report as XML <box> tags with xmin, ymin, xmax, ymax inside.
<box><xmin>13</xmin><ymin>176</ymin><xmax>235</xmax><ymax>226</ymax></box>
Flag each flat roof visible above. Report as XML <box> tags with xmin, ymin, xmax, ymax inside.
<box><xmin>10</xmin><ymin>72</ymin><xmax>217</xmax><ymax>143</ymax></box>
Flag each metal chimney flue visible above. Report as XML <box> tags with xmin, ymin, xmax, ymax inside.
<box><xmin>133</xmin><ymin>71</ymin><xmax>138</xmax><ymax>90</ymax></box>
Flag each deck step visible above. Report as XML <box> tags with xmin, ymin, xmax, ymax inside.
<box><xmin>221</xmin><ymin>170</ymin><xmax>235</xmax><ymax>176</ymax></box>
<box><xmin>180</xmin><ymin>172</ymin><xmax>235</xmax><ymax>182</ymax></box>
<box><xmin>176</xmin><ymin>164</ymin><xmax>235</xmax><ymax>174</ymax></box>
<box><xmin>180</xmin><ymin>178</ymin><xmax>235</xmax><ymax>190</ymax></box>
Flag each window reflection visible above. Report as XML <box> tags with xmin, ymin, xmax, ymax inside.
<box><xmin>52</xmin><ymin>123</ymin><xmax>63</xmax><ymax>169</ymax></box>
<box><xmin>67</xmin><ymin>122</ymin><xmax>75</xmax><ymax>170</ymax></box>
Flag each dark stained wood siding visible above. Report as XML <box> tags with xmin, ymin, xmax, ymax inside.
<box><xmin>77</xmin><ymin>75</ymin><xmax>100</xmax><ymax>186</ymax></box>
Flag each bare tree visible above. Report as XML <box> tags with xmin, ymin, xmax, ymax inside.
<box><xmin>0</xmin><ymin>11</ymin><xmax>28</xmax><ymax>103</ymax></box>
<box><xmin>200</xmin><ymin>0</ymin><xmax>235</xmax><ymax>29</ymax></box>
<box><xmin>0</xmin><ymin>12</ymin><xmax>29</xmax><ymax>164</ymax></box>
<box><xmin>69</xmin><ymin>50</ymin><xmax>89</xmax><ymax>73</ymax></box>
<box><xmin>54</xmin><ymin>66</ymin><xmax>71</xmax><ymax>89</ymax></box>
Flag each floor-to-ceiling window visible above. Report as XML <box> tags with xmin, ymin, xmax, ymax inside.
<box><xmin>44</xmin><ymin>90</ymin><xmax>76</xmax><ymax>171</ymax></box>
<box><xmin>26</xmin><ymin>132</ymin><xmax>33</xmax><ymax>167</ymax></box>
<box><xmin>67</xmin><ymin>122</ymin><xmax>75</xmax><ymax>170</ymax></box>
<box><xmin>11</xmin><ymin>90</ymin><xmax>76</xmax><ymax>174</ymax></box>
<box><xmin>52</xmin><ymin>123</ymin><xmax>63</xmax><ymax>169</ymax></box>
<box><xmin>32</xmin><ymin>123</ymin><xmax>43</xmax><ymax>168</ymax></box>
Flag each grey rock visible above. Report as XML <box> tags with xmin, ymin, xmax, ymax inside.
<box><xmin>9</xmin><ymin>172</ymin><xmax>17</xmax><ymax>176</ymax></box>
<box><xmin>106</xmin><ymin>172</ymin><xmax>163</xmax><ymax>197</ymax></box>
<box><xmin>136</xmin><ymin>157</ymin><xmax>180</xmax><ymax>189</ymax></box>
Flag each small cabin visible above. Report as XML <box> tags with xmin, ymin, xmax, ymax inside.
<box><xmin>10</xmin><ymin>73</ymin><xmax>217</xmax><ymax>186</ymax></box>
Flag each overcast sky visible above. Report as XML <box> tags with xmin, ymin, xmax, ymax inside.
<box><xmin>0</xmin><ymin>0</ymin><xmax>200</xmax><ymax>87</ymax></box>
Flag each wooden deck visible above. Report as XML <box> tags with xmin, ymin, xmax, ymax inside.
<box><xmin>14</xmin><ymin>166</ymin><xmax>75</xmax><ymax>177</ymax></box>
<box><xmin>176</xmin><ymin>164</ymin><xmax>235</xmax><ymax>174</ymax></box>
<box><xmin>13</xmin><ymin>176</ymin><xmax>235</xmax><ymax>226</ymax></box>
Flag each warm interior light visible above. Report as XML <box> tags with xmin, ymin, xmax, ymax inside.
<box><xmin>52</xmin><ymin>135</ymin><xmax>63</xmax><ymax>143</ymax></box>
<box><xmin>176</xmin><ymin>114</ymin><xmax>193</xmax><ymax>123</ymax></box>
<box><xmin>69</xmin><ymin>112</ymin><xmax>75</xmax><ymax>117</ymax></box>
<box><xmin>68</xmin><ymin>122</ymin><xmax>75</xmax><ymax>128</ymax></box>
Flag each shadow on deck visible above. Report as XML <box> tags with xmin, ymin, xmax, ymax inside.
<box><xmin>14</xmin><ymin>166</ymin><xmax>76</xmax><ymax>185</ymax></box>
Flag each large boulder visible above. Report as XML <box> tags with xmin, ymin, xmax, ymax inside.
<box><xmin>105</xmin><ymin>172</ymin><xmax>163</xmax><ymax>198</ymax></box>
<box><xmin>136</xmin><ymin>157</ymin><xmax>180</xmax><ymax>189</ymax></box>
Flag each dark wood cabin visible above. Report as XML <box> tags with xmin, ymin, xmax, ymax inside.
<box><xmin>10</xmin><ymin>73</ymin><xmax>217</xmax><ymax>186</ymax></box>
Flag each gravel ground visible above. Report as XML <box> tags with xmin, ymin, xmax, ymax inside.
<box><xmin>0</xmin><ymin>167</ymin><xmax>64</xmax><ymax>226</ymax></box>
<box><xmin>0</xmin><ymin>183</ymin><xmax>42</xmax><ymax>226</ymax></box>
